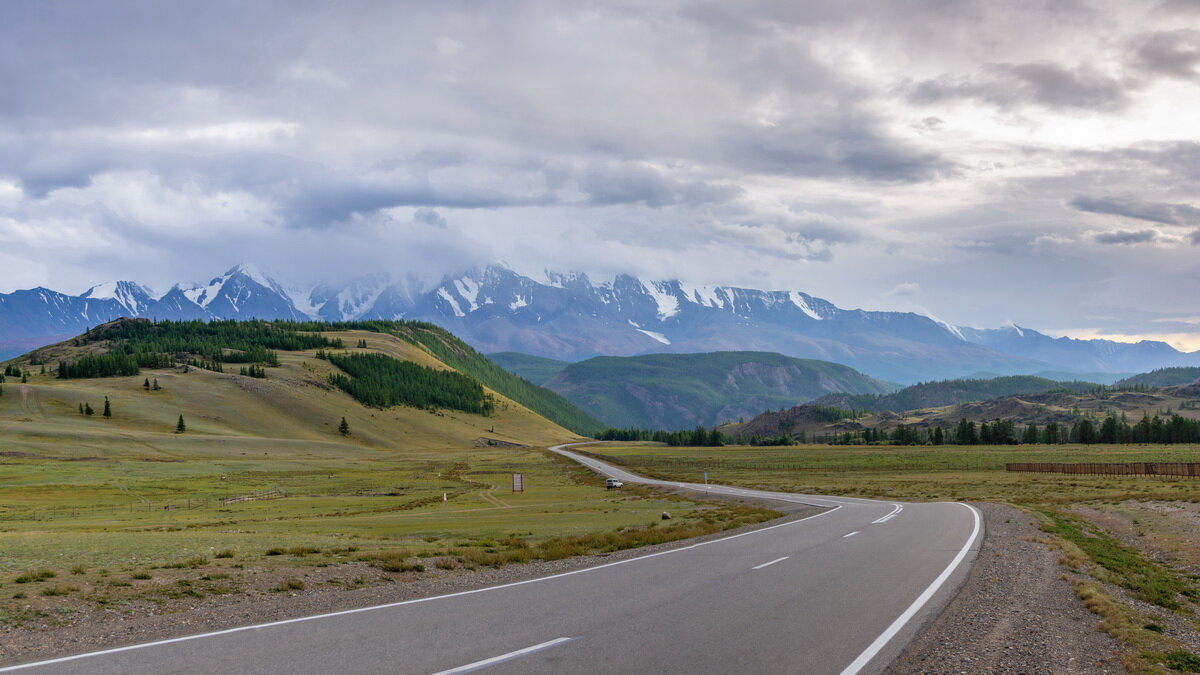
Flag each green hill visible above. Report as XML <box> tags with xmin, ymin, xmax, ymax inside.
<box><xmin>291</xmin><ymin>320</ymin><xmax>601</xmax><ymax>435</ymax></box>
<box><xmin>809</xmin><ymin>375</ymin><xmax>1100</xmax><ymax>413</ymax></box>
<box><xmin>1115</xmin><ymin>367</ymin><xmax>1200</xmax><ymax>388</ymax></box>
<box><xmin>543</xmin><ymin>351</ymin><xmax>894</xmax><ymax>430</ymax></box>
<box><xmin>488</xmin><ymin>352</ymin><xmax>570</xmax><ymax>386</ymax></box>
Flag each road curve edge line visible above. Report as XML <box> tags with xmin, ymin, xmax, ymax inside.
<box><xmin>838</xmin><ymin>502</ymin><xmax>983</xmax><ymax>675</ymax></box>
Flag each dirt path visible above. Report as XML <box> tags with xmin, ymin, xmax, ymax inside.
<box><xmin>19</xmin><ymin>384</ymin><xmax>45</xmax><ymax>418</ymax></box>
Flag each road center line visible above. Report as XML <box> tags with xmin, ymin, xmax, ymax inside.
<box><xmin>751</xmin><ymin>556</ymin><xmax>789</xmax><ymax>570</ymax></box>
<box><xmin>843</xmin><ymin>531</ymin><xmax>860</xmax><ymax>538</ymax></box>
<box><xmin>431</xmin><ymin>637</ymin><xmax>574</xmax><ymax>675</ymax></box>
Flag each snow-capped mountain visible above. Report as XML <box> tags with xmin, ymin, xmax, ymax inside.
<box><xmin>2</xmin><ymin>262</ymin><xmax>1198</xmax><ymax>382</ymax></box>
<box><xmin>79</xmin><ymin>281</ymin><xmax>155</xmax><ymax>315</ymax></box>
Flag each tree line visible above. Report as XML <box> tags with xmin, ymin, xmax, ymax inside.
<box><xmin>595</xmin><ymin>427</ymin><xmax>728</xmax><ymax>446</ymax></box>
<box><xmin>803</xmin><ymin>412</ymin><xmax>1200</xmax><ymax>446</ymax></box>
<box><xmin>321</xmin><ymin>351</ymin><xmax>494</xmax><ymax>415</ymax></box>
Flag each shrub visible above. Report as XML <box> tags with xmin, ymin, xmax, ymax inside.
<box><xmin>14</xmin><ymin>569</ymin><xmax>55</xmax><ymax>584</ymax></box>
<box><xmin>272</xmin><ymin>578</ymin><xmax>305</xmax><ymax>592</ymax></box>
<box><xmin>70</xmin><ymin>564</ymin><xmax>87</xmax><ymax>575</ymax></box>
<box><xmin>40</xmin><ymin>585</ymin><xmax>77</xmax><ymax>597</ymax></box>
<box><xmin>131</xmin><ymin>573</ymin><xmax>152</xmax><ymax>580</ymax></box>
<box><xmin>214</xmin><ymin>550</ymin><xmax>235</xmax><ymax>559</ymax></box>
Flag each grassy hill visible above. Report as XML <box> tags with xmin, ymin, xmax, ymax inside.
<box><xmin>543</xmin><ymin>351</ymin><xmax>894</xmax><ymax>430</ymax></box>
<box><xmin>1115</xmin><ymin>367</ymin><xmax>1200</xmax><ymax>388</ymax></box>
<box><xmin>0</xmin><ymin>320</ymin><xmax>772</xmax><ymax>631</ymax></box>
<box><xmin>488</xmin><ymin>352</ymin><xmax>570</xmax><ymax>385</ymax></box>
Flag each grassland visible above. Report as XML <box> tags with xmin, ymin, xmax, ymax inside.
<box><xmin>580</xmin><ymin>443</ymin><xmax>1200</xmax><ymax>504</ymax></box>
<box><xmin>0</xmin><ymin>331</ymin><xmax>771</xmax><ymax>631</ymax></box>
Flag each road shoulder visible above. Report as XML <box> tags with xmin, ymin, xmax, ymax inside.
<box><xmin>886</xmin><ymin>502</ymin><xmax>1123</xmax><ymax>674</ymax></box>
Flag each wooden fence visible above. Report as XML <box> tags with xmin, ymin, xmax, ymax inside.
<box><xmin>1006</xmin><ymin>462</ymin><xmax>1200</xmax><ymax>478</ymax></box>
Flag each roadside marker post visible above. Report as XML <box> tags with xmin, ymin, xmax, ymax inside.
<box><xmin>704</xmin><ymin>472</ymin><xmax>708</xmax><ymax>490</ymax></box>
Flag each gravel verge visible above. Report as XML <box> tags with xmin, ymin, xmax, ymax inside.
<box><xmin>0</xmin><ymin>494</ymin><xmax>817</xmax><ymax>668</ymax></box>
<box><xmin>886</xmin><ymin>502</ymin><xmax>1123</xmax><ymax>675</ymax></box>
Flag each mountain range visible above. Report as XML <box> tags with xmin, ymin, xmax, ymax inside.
<box><xmin>2</xmin><ymin>263</ymin><xmax>1197</xmax><ymax>382</ymax></box>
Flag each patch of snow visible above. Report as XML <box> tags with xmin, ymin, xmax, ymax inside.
<box><xmin>678</xmin><ymin>282</ymin><xmax>728</xmax><ymax>309</ymax></box>
<box><xmin>640</xmin><ymin>280</ymin><xmax>680</xmax><ymax>319</ymax></box>
<box><xmin>231</xmin><ymin>263</ymin><xmax>275</xmax><ymax>290</ymax></box>
<box><xmin>437</xmin><ymin>288</ymin><xmax>465</xmax><ymax>317</ymax></box>
<box><xmin>453</xmin><ymin>277</ymin><xmax>480</xmax><ymax>312</ymax></box>
<box><xmin>285</xmin><ymin>283</ymin><xmax>323</xmax><ymax>318</ymax></box>
<box><xmin>929</xmin><ymin>315</ymin><xmax>967</xmax><ymax>341</ymax></box>
<box><xmin>183</xmin><ymin>275</ymin><xmax>227</xmax><ymax>308</ymax></box>
<box><xmin>635</xmin><ymin>328</ymin><xmax>671</xmax><ymax>345</ymax></box>
<box><xmin>788</xmin><ymin>292</ymin><xmax>824</xmax><ymax>320</ymax></box>
<box><xmin>509</xmin><ymin>296</ymin><xmax>529</xmax><ymax>310</ymax></box>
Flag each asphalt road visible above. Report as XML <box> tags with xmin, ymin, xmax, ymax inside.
<box><xmin>3</xmin><ymin>443</ymin><xmax>981</xmax><ymax>675</ymax></box>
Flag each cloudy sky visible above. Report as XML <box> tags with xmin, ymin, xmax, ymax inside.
<box><xmin>2</xmin><ymin>1</ymin><xmax>1200</xmax><ymax>348</ymax></box>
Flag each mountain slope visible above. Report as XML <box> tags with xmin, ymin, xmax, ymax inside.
<box><xmin>1115</xmin><ymin>367</ymin><xmax>1200</xmax><ymax>388</ymax></box>
<box><xmin>542</xmin><ymin>351</ymin><xmax>894</xmax><ymax>430</ymax></box>
<box><xmin>809</xmin><ymin>375</ymin><xmax>1101</xmax><ymax>413</ymax></box>
<box><xmin>487</xmin><ymin>352</ymin><xmax>570</xmax><ymax>385</ymax></box>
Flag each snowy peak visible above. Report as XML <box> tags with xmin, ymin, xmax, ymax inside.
<box><xmin>80</xmin><ymin>281</ymin><xmax>155</xmax><ymax>314</ymax></box>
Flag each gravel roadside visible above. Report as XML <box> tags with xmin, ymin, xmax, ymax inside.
<box><xmin>886</xmin><ymin>502</ymin><xmax>1123</xmax><ymax>675</ymax></box>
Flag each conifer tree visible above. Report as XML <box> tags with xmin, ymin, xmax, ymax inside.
<box><xmin>338</xmin><ymin>417</ymin><xmax>351</xmax><ymax>436</ymax></box>
<box><xmin>103</xmin><ymin>397</ymin><xmax>112</xmax><ymax>418</ymax></box>
<box><xmin>144</xmin><ymin>378</ymin><xmax>151</xmax><ymax>390</ymax></box>
<box><xmin>20</xmin><ymin>372</ymin><xmax>27</xmax><ymax>383</ymax></box>
<box><xmin>79</xmin><ymin>402</ymin><xmax>84</xmax><ymax>414</ymax></box>
<box><xmin>176</xmin><ymin>414</ymin><xmax>186</xmax><ymax>433</ymax></box>
<box><xmin>84</xmin><ymin>403</ymin><xmax>94</xmax><ymax>416</ymax></box>
<box><xmin>153</xmin><ymin>378</ymin><xmax>160</xmax><ymax>391</ymax></box>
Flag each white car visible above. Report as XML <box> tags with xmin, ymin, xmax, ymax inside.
<box><xmin>605</xmin><ymin>478</ymin><xmax>624</xmax><ymax>489</ymax></box>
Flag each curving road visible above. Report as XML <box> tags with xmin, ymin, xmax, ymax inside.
<box><xmin>2</xmin><ymin>443</ymin><xmax>981</xmax><ymax>675</ymax></box>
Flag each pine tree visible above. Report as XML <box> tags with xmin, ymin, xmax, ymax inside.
<box><xmin>176</xmin><ymin>414</ymin><xmax>186</xmax><ymax>433</ymax></box>
<box><xmin>78</xmin><ymin>402</ymin><xmax>84</xmax><ymax>414</ymax></box>
<box><xmin>144</xmin><ymin>377</ymin><xmax>151</xmax><ymax>390</ymax></box>
<box><xmin>153</xmin><ymin>378</ymin><xmax>160</xmax><ymax>391</ymax></box>
<box><xmin>84</xmin><ymin>402</ymin><xmax>94</xmax><ymax>416</ymax></box>
<box><xmin>338</xmin><ymin>417</ymin><xmax>351</xmax><ymax>436</ymax></box>
<box><xmin>20</xmin><ymin>372</ymin><xmax>27</xmax><ymax>383</ymax></box>
<box><xmin>103</xmin><ymin>397</ymin><xmax>112</xmax><ymax>418</ymax></box>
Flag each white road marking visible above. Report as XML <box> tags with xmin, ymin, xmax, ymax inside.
<box><xmin>843</xmin><ymin>531</ymin><xmax>860</xmax><ymax>538</ymax></box>
<box><xmin>751</xmin><ymin>556</ymin><xmax>789</xmax><ymax>570</ymax></box>
<box><xmin>839</xmin><ymin>503</ymin><xmax>983</xmax><ymax>675</ymax></box>
<box><xmin>431</xmin><ymin>638</ymin><xmax>574</xmax><ymax>674</ymax></box>
<box><xmin>0</xmin><ymin>505</ymin><xmax>843</xmax><ymax>673</ymax></box>
<box><xmin>872</xmin><ymin>504</ymin><xmax>903</xmax><ymax>524</ymax></box>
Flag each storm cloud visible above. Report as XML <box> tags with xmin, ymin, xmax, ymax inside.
<box><xmin>2</xmin><ymin>0</ymin><xmax>1200</xmax><ymax>348</ymax></box>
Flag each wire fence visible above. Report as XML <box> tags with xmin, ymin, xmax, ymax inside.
<box><xmin>1006</xmin><ymin>462</ymin><xmax>1200</xmax><ymax>478</ymax></box>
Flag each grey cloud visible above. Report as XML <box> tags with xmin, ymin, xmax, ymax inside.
<box><xmin>1192</xmin><ymin>229</ymin><xmax>1200</xmax><ymax>244</ymax></box>
<box><xmin>910</xmin><ymin>61</ymin><xmax>1131</xmax><ymax>111</ymax></box>
<box><xmin>413</xmin><ymin>208</ymin><xmax>447</xmax><ymax>228</ymax></box>
<box><xmin>1094</xmin><ymin>229</ymin><xmax>1160</xmax><ymax>245</ymax></box>
<box><xmin>1070</xmin><ymin>195</ymin><xmax>1200</xmax><ymax>226</ymax></box>
<box><xmin>1132</xmin><ymin>30</ymin><xmax>1200</xmax><ymax>78</ymax></box>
